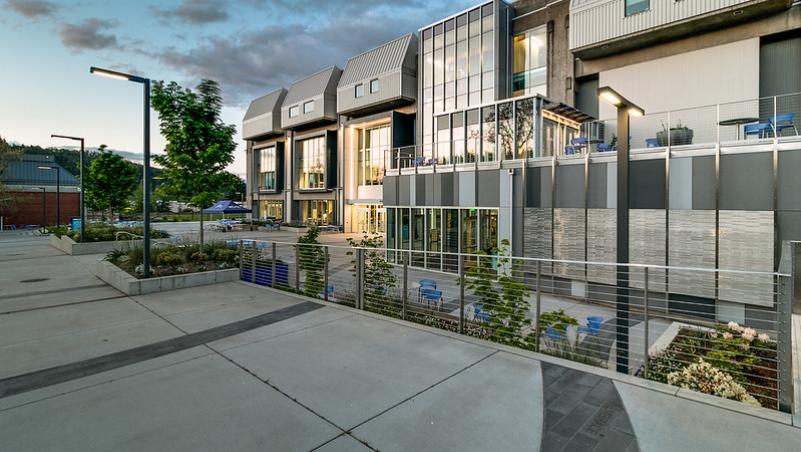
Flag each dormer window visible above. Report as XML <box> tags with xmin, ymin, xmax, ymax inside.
<box><xmin>303</xmin><ymin>100</ymin><xmax>314</xmax><ymax>114</ymax></box>
<box><xmin>369</xmin><ymin>79</ymin><xmax>379</xmax><ymax>94</ymax></box>
<box><xmin>289</xmin><ymin>105</ymin><xmax>299</xmax><ymax>117</ymax></box>
<box><xmin>355</xmin><ymin>83</ymin><xmax>364</xmax><ymax>98</ymax></box>
<box><xmin>625</xmin><ymin>0</ymin><xmax>649</xmax><ymax>16</ymax></box>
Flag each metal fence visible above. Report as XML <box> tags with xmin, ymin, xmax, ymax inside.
<box><xmin>235</xmin><ymin>238</ymin><xmax>797</xmax><ymax>413</ymax></box>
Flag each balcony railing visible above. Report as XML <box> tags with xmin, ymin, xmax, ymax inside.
<box><xmin>385</xmin><ymin>92</ymin><xmax>801</xmax><ymax>176</ymax></box>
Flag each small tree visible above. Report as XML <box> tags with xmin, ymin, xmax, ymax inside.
<box><xmin>297</xmin><ymin>227</ymin><xmax>325</xmax><ymax>297</ymax></box>
<box><xmin>0</xmin><ymin>135</ymin><xmax>22</xmax><ymax>215</ymax></box>
<box><xmin>150</xmin><ymin>79</ymin><xmax>237</xmax><ymax>245</ymax></box>
<box><xmin>346</xmin><ymin>233</ymin><xmax>396</xmax><ymax>310</ymax></box>
<box><xmin>84</xmin><ymin>146</ymin><xmax>138</xmax><ymax>219</ymax></box>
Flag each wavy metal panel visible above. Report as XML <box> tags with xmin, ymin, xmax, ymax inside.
<box><xmin>570</xmin><ymin>0</ymin><xmax>759</xmax><ymax>50</ymax></box>
<box><xmin>718</xmin><ymin>210</ymin><xmax>774</xmax><ymax>306</ymax></box>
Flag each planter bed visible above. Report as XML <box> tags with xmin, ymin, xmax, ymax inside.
<box><xmin>94</xmin><ymin>259</ymin><xmax>238</xmax><ymax>295</ymax></box>
<box><xmin>50</xmin><ymin>234</ymin><xmax>169</xmax><ymax>256</ymax></box>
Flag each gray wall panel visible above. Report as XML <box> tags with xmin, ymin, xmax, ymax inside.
<box><xmin>540</xmin><ymin>167</ymin><xmax>553</xmax><ymax>208</ymax></box>
<box><xmin>630</xmin><ymin>209</ymin><xmax>666</xmax><ymax>292</ymax></box>
<box><xmin>718</xmin><ymin>210</ymin><xmax>774</xmax><ymax>306</ymax></box>
<box><xmin>415</xmin><ymin>175</ymin><xmax>426</xmax><ymax>206</ymax></box>
<box><xmin>778</xmin><ymin>150</ymin><xmax>801</xmax><ymax>211</ymax></box>
<box><xmin>459</xmin><ymin>172</ymin><xmax>476</xmax><ymax>206</ymax></box>
<box><xmin>778</xmin><ymin>211</ymin><xmax>801</xmax><ymax>244</ymax></box>
<box><xmin>398</xmin><ymin>175</ymin><xmax>411</xmax><ymax>205</ymax></box>
<box><xmin>587</xmin><ymin>209</ymin><xmax>616</xmax><ymax>285</ymax></box>
<box><xmin>555</xmin><ymin>165</ymin><xmax>585</xmax><ymax>208</ymax></box>
<box><xmin>719</xmin><ymin>153</ymin><xmax>773</xmax><ymax>211</ymax></box>
<box><xmin>553</xmin><ymin>208</ymin><xmax>585</xmax><ymax>279</ymax></box>
<box><xmin>439</xmin><ymin>173</ymin><xmax>454</xmax><ymax>207</ymax></box>
<box><xmin>668</xmin><ymin>210</ymin><xmax>716</xmax><ymax>299</ymax></box>
<box><xmin>669</xmin><ymin>157</ymin><xmax>693</xmax><ymax>210</ymax></box>
<box><xmin>384</xmin><ymin>176</ymin><xmax>398</xmax><ymax>205</ymax></box>
<box><xmin>525</xmin><ymin>167</ymin><xmax>542</xmax><ymax>207</ymax></box>
<box><xmin>692</xmin><ymin>156</ymin><xmax>716</xmax><ymax>210</ymax></box>
<box><xmin>523</xmin><ymin>208</ymin><xmax>552</xmax><ymax>260</ymax></box>
<box><xmin>631</xmin><ymin>159</ymin><xmax>666</xmax><ymax>209</ymax></box>
<box><xmin>587</xmin><ymin>163</ymin><xmax>608</xmax><ymax>209</ymax></box>
<box><xmin>425</xmin><ymin>174</ymin><xmax>435</xmax><ymax>206</ymax></box>
<box><xmin>477</xmin><ymin>170</ymin><xmax>501</xmax><ymax>207</ymax></box>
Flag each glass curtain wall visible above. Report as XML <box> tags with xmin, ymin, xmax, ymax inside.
<box><xmin>298</xmin><ymin>136</ymin><xmax>326</xmax><ymax>189</ymax></box>
<box><xmin>436</xmin><ymin>115</ymin><xmax>450</xmax><ymax>165</ymax></box>
<box><xmin>426</xmin><ymin>209</ymin><xmax>441</xmax><ymax>270</ymax></box>
<box><xmin>423</xmin><ymin>28</ymin><xmax>434</xmax><ymax>164</ymax></box>
<box><xmin>357</xmin><ymin>124</ymin><xmax>389</xmax><ymax>186</ymax></box>
<box><xmin>452</xmin><ymin>112</ymin><xmax>465</xmax><ymax>163</ymax></box>
<box><xmin>443</xmin><ymin>208</ymin><xmax>459</xmax><ymax>272</ymax></box>
<box><xmin>498</xmin><ymin>102</ymin><xmax>513</xmax><ymax>160</ymax></box>
<box><xmin>515</xmin><ymin>98</ymin><xmax>535</xmax><ymax>159</ymax></box>
<box><xmin>411</xmin><ymin>208</ymin><xmax>425</xmax><ymax>266</ymax></box>
<box><xmin>512</xmin><ymin>26</ymin><xmax>547</xmax><ymax>97</ymax></box>
<box><xmin>466</xmin><ymin>109</ymin><xmax>479</xmax><ymax>163</ymax></box>
<box><xmin>259</xmin><ymin>200</ymin><xmax>283</xmax><ymax>219</ymax></box>
<box><xmin>258</xmin><ymin>146</ymin><xmax>276</xmax><ymax>190</ymax></box>
<box><xmin>300</xmin><ymin>200</ymin><xmax>333</xmax><ymax>225</ymax></box>
<box><xmin>482</xmin><ymin>106</ymin><xmax>496</xmax><ymax>162</ymax></box>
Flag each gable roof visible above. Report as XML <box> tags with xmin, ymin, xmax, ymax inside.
<box><xmin>284</xmin><ymin>66</ymin><xmax>341</xmax><ymax>105</ymax></box>
<box><xmin>244</xmin><ymin>88</ymin><xmax>286</xmax><ymax>121</ymax></box>
<box><xmin>339</xmin><ymin>33</ymin><xmax>417</xmax><ymax>87</ymax></box>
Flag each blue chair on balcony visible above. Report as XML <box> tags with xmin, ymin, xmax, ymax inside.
<box><xmin>564</xmin><ymin>145</ymin><xmax>580</xmax><ymax>155</ymax></box>
<box><xmin>769</xmin><ymin>113</ymin><xmax>798</xmax><ymax>137</ymax></box>
<box><xmin>645</xmin><ymin>138</ymin><xmax>658</xmax><ymax>148</ymax></box>
<box><xmin>578</xmin><ymin>316</ymin><xmax>604</xmax><ymax>336</ymax></box>
<box><xmin>744</xmin><ymin>123</ymin><xmax>771</xmax><ymax>139</ymax></box>
<box><xmin>597</xmin><ymin>143</ymin><xmax>614</xmax><ymax>152</ymax></box>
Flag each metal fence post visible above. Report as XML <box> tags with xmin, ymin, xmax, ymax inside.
<box><xmin>271</xmin><ymin>242</ymin><xmax>277</xmax><ymax>288</ymax></box>
<box><xmin>643</xmin><ymin>266</ymin><xmax>650</xmax><ymax>379</ymax></box>
<box><xmin>459</xmin><ymin>254</ymin><xmax>465</xmax><ymax>334</ymax></box>
<box><xmin>238</xmin><ymin>240</ymin><xmax>244</xmax><ymax>279</ymax></box>
<box><xmin>294</xmin><ymin>244</ymin><xmax>300</xmax><ymax>293</ymax></box>
<box><xmin>402</xmin><ymin>252</ymin><xmax>408</xmax><ymax>320</ymax></box>
<box><xmin>357</xmin><ymin>248</ymin><xmax>365</xmax><ymax>309</ymax></box>
<box><xmin>777</xmin><ymin>241</ymin><xmax>798</xmax><ymax>413</ymax></box>
<box><xmin>535</xmin><ymin>260</ymin><xmax>542</xmax><ymax>353</ymax></box>
<box><xmin>324</xmin><ymin>246</ymin><xmax>329</xmax><ymax>302</ymax></box>
<box><xmin>251</xmin><ymin>241</ymin><xmax>257</xmax><ymax>283</ymax></box>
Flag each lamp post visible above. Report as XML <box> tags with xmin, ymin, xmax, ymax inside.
<box><xmin>52</xmin><ymin>135</ymin><xmax>85</xmax><ymax>241</ymax></box>
<box><xmin>37</xmin><ymin>187</ymin><xmax>46</xmax><ymax>230</ymax></box>
<box><xmin>90</xmin><ymin>66</ymin><xmax>151</xmax><ymax>278</ymax></box>
<box><xmin>37</xmin><ymin>166</ymin><xmax>60</xmax><ymax>228</ymax></box>
<box><xmin>598</xmin><ymin>86</ymin><xmax>644</xmax><ymax>374</ymax></box>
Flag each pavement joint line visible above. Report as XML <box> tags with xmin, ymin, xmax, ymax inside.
<box><xmin>0</xmin><ymin>294</ymin><xmax>128</xmax><ymax>315</ymax></box>
<box><xmin>0</xmin><ymin>349</ymin><xmax>216</xmax><ymax>413</ymax></box>
<box><xmin>345</xmin><ymin>349</ymin><xmax>500</xmax><ymax>435</ymax></box>
<box><xmin>0</xmin><ymin>253</ymin><xmax>69</xmax><ymax>262</ymax></box>
<box><xmin>0</xmin><ymin>301</ymin><xmax>322</xmax><ymax>399</ymax></box>
<box><xmin>0</xmin><ymin>283</ymin><xmax>114</xmax><ymax>301</ymax></box>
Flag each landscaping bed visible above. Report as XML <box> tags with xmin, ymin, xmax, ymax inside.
<box><xmin>107</xmin><ymin>241</ymin><xmax>239</xmax><ymax>278</ymax></box>
<box><xmin>647</xmin><ymin>322</ymin><xmax>777</xmax><ymax>409</ymax></box>
<box><xmin>52</xmin><ymin>222</ymin><xmax>169</xmax><ymax>243</ymax></box>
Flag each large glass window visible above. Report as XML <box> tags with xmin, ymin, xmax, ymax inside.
<box><xmin>481</xmin><ymin>106</ymin><xmax>496</xmax><ymax>162</ymax></box>
<box><xmin>355</xmin><ymin>204</ymin><xmax>384</xmax><ymax>234</ymax></box>
<box><xmin>498</xmin><ymin>102</ymin><xmax>513</xmax><ymax>160</ymax></box>
<box><xmin>479</xmin><ymin>209</ymin><xmax>498</xmax><ymax>253</ymax></box>
<box><xmin>461</xmin><ymin>209</ymin><xmax>478</xmax><ymax>257</ymax></box>
<box><xmin>443</xmin><ymin>208</ymin><xmax>459</xmax><ymax>272</ymax></box>
<box><xmin>259</xmin><ymin>200</ymin><xmax>283</xmax><ymax>220</ymax></box>
<box><xmin>466</xmin><ymin>109</ymin><xmax>479</xmax><ymax>163</ymax></box>
<box><xmin>513</xmin><ymin>27</ymin><xmax>547</xmax><ymax>97</ymax></box>
<box><xmin>436</xmin><ymin>115</ymin><xmax>450</xmax><ymax>165</ymax></box>
<box><xmin>452</xmin><ymin>112</ymin><xmax>465</xmax><ymax>164</ymax></box>
<box><xmin>300</xmin><ymin>200</ymin><xmax>333</xmax><ymax>225</ymax></box>
<box><xmin>257</xmin><ymin>146</ymin><xmax>276</xmax><ymax>190</ymax></box>
<box><xmin>298</xmin><ymin>136</ymin><xmax>326</xmax><ymax>189</ymax></box>
<box><xmin>411</xmin><ymin>208</ymin><xmax>425</xmax><ymax>266</ymax></box>
<box><xmin>386</xmin><ymin>208</ymin><xmax>396</xmax><ymax>261</ymax></box>
<box><xmin>400</xmin><ymin>208</ymin><xmax>410</xmax><ymax>250</ymax></box>
<box><xmin>357</xmin><ymin>124</ymin><xmax>388</xmax><ymax>186</ymax></box>
<box><xmin>515</xmin><ymin>98</ymin><xmax>534</xmax><ymax>159</ymax></box>
<box><xmin>426</xmin><ymin>209</ymin><xmax>441</xmax><ymax>270</ymax></box>
<box><xmin>625</xmin><ymin>0</ymin><xmax>649</xmax><ymax>16</ymax></box>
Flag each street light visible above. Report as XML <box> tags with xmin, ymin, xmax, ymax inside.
<box><xmin>38</xmin><ymin>166</ymin><xmax>60</xmax><ymax>228</ymax></box>
<box><xmin>52</xmin><ymin>134</ymin><xmax>85</xmax><ymax>241</ymax></box>
<box><xmin>36</xmin><ymin>187</ymin><xmax>46</xmax><ymax>231</ymax></box>
<box><xmin>598</xmin><ymin>86</ymin><xmax>644</xmax><ymax>374</ymax></box>
<box><xmin>90</xmin><ymin>66</ymin><xmax>152</xmax><ymax>278</ymax></box>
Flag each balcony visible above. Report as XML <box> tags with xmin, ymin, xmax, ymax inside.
<box><xmin>569</xmin><ymin>0</ymin><xmax>791</xmax><ymax>59</ymax></box>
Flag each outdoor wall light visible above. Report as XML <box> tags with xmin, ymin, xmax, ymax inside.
<box><xmin>598</xmin><ymin>86</ymin><xmax>644</xmax><ymax>116</ymax></box>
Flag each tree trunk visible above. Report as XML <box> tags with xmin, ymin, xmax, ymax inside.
<box><xmin>199</xmin><ymin>213</ymin><xmax>204</xmax><ymax>247</ymax></box>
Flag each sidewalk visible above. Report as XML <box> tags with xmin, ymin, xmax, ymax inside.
<box><xmin>1</xmin><ymin>236</ymin><xmax>800</xmax><ymax>451</ymax></box>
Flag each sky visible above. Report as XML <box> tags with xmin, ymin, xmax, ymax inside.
<box><xmin>0</xmin><ymin>0</ymin><xmax>476</xmax><ymax>177</ymax></box>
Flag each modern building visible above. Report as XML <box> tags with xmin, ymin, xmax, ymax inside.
<box><xmin>243</xmin><ymin>88</ymin><xmax>287</xmax><ymax>221</ymax></box>
<box><xmin>338</xmin><ymin>33</ymin><xmax>418</xmax><ymax>234</ymax></box>
<box><xmin>0</xmin><ymin>154</ymin><xmax>79</xmax><ymax>227</ymax></box>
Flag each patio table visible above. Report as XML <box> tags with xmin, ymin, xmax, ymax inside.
<box><xmin>718</xmin><ymin>117</ymin><xmax>759</xmax><ymax>140</ymax></box>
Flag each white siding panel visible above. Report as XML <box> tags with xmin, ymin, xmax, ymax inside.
<box><xmin>570</xmin><ymin>0</ymin><xmax>760</xmax><ymax>49</ymax></box>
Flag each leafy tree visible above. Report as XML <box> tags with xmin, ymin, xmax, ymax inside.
<box><xmin>83</xmin><ymin>146</ymin><xmax>138</xmax><ymax>219</ymax></box>
<box><xmin>223</xmin><ymin>176</ymin><xmax>247</xmax><ymax>202</ymax></box>
<box><xmin>297</xmin><ymin>227</ymin><xmax>325</xmax><ymax>298</ymax></box>
<box><xmin>346</xmin><ymin>233</ymin><xmax>396</xmax><ymax>311</ymax></box>
<box><xmin>150</xmin><ymin>79</ymin><xmax>238</xmax><ymax>245</ymax></box>
<box><xmin>0</xmin><ymin>135</ymin><xmax>22</xmax><ymax>214</ymax></box>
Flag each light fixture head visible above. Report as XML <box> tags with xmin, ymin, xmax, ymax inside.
<box><xmin>90</xmin><ymin>66</ymin><xmax>147</xmax><ymax>84</ymax></box>
<box><xmin>628</xmin><ymin>107</ymin><xmax>644</xmax><ymax>117</ymax></box>
<box><xmin>597</xmin><ymin>86</ymin><xmax>644</xmax><ymax>116</ymax></box>
<box><xmin>37</xmin><ymin>166</ymin><xmax>55</xmax><ymax>170</ymax></box>
<box><xmin>600</xmin><ymin>90</ymin><xmax>621</xmax><ymax>106</ymax></box>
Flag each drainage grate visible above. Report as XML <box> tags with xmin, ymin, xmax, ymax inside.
<box><xmin>19</xmin><ymin>278</ymin><xmax>49</xmax><ymax>283</ymax></box>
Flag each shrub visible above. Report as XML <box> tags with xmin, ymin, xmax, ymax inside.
<box><xmin>66</xmin><ymin>223</ymin><xmax>169</xmax><ymax>243</ymax></box>
<box><xmin>667</xmin><ymin>358</ymin><xmax>761</xmax><ymax>407</ymax></box>
<box><xmin>538</xmin><ymin>309</ymin><xmax>579</xmax><ymax>333</ymax></box>
<box><xmin>157</xmin><ymin>251</ymin><xmax>183</xmax><ymax>266</ymax></box>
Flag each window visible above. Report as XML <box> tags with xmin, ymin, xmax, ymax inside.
<box><xmin>466</xmin><ymin>109</ymin><xmax>479</xmax><ymax>163</ymax></box>
<box><xmin>369</xmin><ymin>79</ymin><xmax>379</xmax><ymax>94</ymax></box>
<box><xmin>288</xmin><ymin>105</ymin><xmax>299</xmax><ymax>117</ymax></box>
<box><xmin>498</xmin><ymin>102</ymin><xmax>513</xmax><ymax>160</ymax></box>
<box><xmin>513</xmin><ymin>27</ymin><xmax>547</xmax><ymax>97</ymax></box>
<box><xmin>625</xmin><ymin>0</ymin><xmax>649</xmax><ymax>16</ymax></box>
<box><xmin>357</xmin><ymin>124</ymin><xmax>389</xmax><ymax>186</ymax></box>
<box><xmin>259</xmin><ymin>200</ymin><xmax>283</xmax><ymax>220</ymax></box>
<box><xmin>515</xmin><ymin>98</ymin><xmax>534</xmax><ymax>159</ymax></box>
<box><xmin>257</xmin><ymin>146</ymin><xmax>277</xmax><ymax>191</ymax></box>
<box><xmin>355</xmin><ymin>83</ymin><xmax>364</xmax><ymax>98</ymax></box>
<box><xmin>452</xmin><ymin>112</ymin><xmax>465</xmax><ymax>164</ymax></box>
<box><xmin>300</xmin><ymin>200</ymin><xmax>333</xmax><ymax>225</ymax></box>
<box><xmin>303</xmin><ymin>100</ymin><xmax>314</xmax><ymax>114</ymax></box>
<box><xmin>481</xmin><ymin>106</ymin><xmax>496</xmax><ymax>162</ymax></box>
<box><xmin>436</xmin><ymin>115</ymin><xmax>450</xmax><ymax>165</ymax></box>
<box><xmin>298</xmin><ymin>136</ymin><xmax>326</xmax><ymax>189</ymax></box>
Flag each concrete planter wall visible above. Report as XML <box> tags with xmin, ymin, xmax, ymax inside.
<box><xmin>93</xmin><ymin>259</ymin><xmax>239</xmax><ymax>295</ymax></box>
<box><xmin>50</xmin><ymin>235</ymin><xmax>170</xmax><ymax>256</ymax></box>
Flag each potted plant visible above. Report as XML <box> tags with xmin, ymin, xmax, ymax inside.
<box><xmin>656</xmin><ymin>120</ymin><xmax>694</xmax><ymax>146</ymax></box>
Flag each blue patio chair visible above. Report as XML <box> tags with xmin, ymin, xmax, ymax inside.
<box><xmin>545</xmin><ymin>326</ymin><xmax>565</xmax><ymax>342</ymax></box>
<box><xmin>744</xmin><ymin>123</ymin><xmax>771</xmax><ymax>139</ymax></box>
<box><xmin>645</xmin><ymin>138</ymin><xmax>658</xmax><ymax>148</ymax></box>
<box><xmin>418</xmin><ymin>279</ymin><xmax>437</xmax><ymax>289</ymax></box>
<box><xmin>769</xmin><ymin>112</ymin><xmax>798</xmax><ymax>136</ymax></box>
<box><xmin>597</xmin><ymin>143</ymin><xmax>614</xmax><ymax>152</ymax></box>
<box><xmin>473</xmin><ymin>304</ymin><xmax>489</xmax><ymax>323</ymax></box>
<box><xmin>570</xmin><ymin>137</ymin><xmax>589</xmax><ymax>146</ymax></box>
<box><xmin>420</xmin><ymin>288</ymin><xmax>443</xmax><ymax>309</ymax></box>
<box><xmin>578</xmin><ymin>316</ymin><xmax>604</xmax><ymax>336</ymax></box>
<box><xmin>564</xmin><ymin>145</ymin><xmax>580</xmax><ymax>155</ymax></box>
<box><xmin>318</xmin><ymin>284</ymin><xmax>334</xmax><ymax>299</ymax></box>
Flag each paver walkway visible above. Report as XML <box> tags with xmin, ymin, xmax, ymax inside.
<box><xmin>1</xmin><ymin>234</ymin><xmax>800</xmax><ymax>451</ymax></box>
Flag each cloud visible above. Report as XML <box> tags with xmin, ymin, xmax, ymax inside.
<box><xmin>155</xmin><ymin>1</ymin><xmax>472</xmax><ymax>105</ymax></box>
<box><xmin>59</xmin><ymin>18</ymin><xmax>120</xmax><ymax>51</ymax></box>
<box><xmin>6</xmin><ymin>0</ymin><xmax>57</xmax><ymax>18</ymax></box>
<box><xmin>155</xmin><ymin>0</ymin><xmax>229</xmax><ymax>25</ymax></box>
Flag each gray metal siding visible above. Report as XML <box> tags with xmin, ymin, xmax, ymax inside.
<box><xmin>760</xmin><ymin>33</ymin><xmax>801</xmax><ymax>97</ymax></box>
<box><xmin>281</xmin><ymin>67</ymin><xmax>342</xmax><ymax>129</ymax></box>
<box><xmin>337</xmin><ymin>71</ymin><xmax>411</xmax><ymax>114</ymax></box>
<box><xmin>570</xmin><ymin>0</ymin><xmax>761</xmax><ymax>50</ymax></box>
<box><xmin>243</xmin><ymin>88</ymin><xmax>286</xmax><ymax>140</ymax></box>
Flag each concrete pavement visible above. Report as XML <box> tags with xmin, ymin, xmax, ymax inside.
<box><xmin>1</xmin><ymin>233</ymin><xmax>800</xmax><ymax>451</ymax></box>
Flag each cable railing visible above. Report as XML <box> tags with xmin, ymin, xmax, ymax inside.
<box><xmin>233</xmin><ymin>238</ymin><xmax>797</xmax><ymax>413</ymax></box>
<box><xmin>385</xmin><ymin>92</ymin><xmax>801</xmax><ymax>175</ymax></box>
